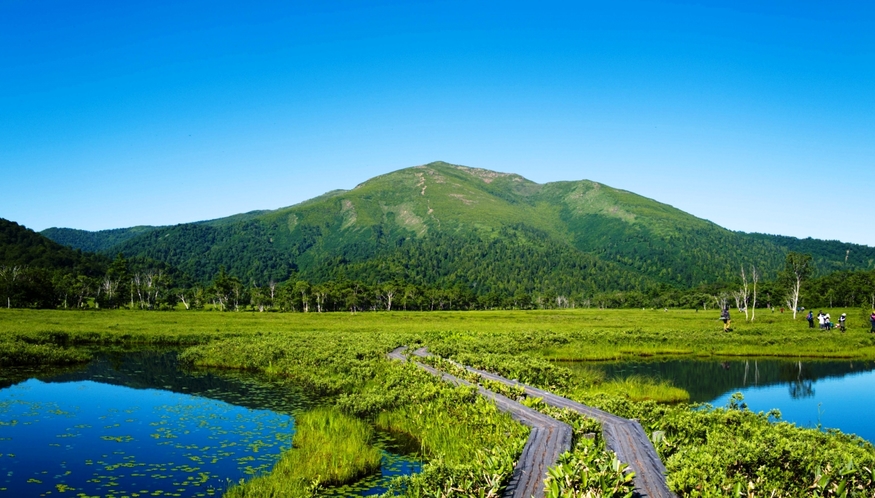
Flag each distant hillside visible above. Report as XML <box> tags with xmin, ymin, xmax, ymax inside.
<box><xmin>40</xmin><ymin>162</ymin><xmax>875</xmax><ymax>293</ymax></box>
<box><xmin>1</xmin><ymin>218</ymin><xmax>105</xmax><ymax>274</ymax></box>
<box><xmin>41</xmin><ymin>225</ymin><xmax>159</xmax><ymax>253</ymax></box>
<box><xmin>1</xmin><ymin>218</ymin><xmax>109</xmax><ymax>308</ymax></box>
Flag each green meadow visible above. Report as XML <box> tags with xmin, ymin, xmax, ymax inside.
<box><xmin>3</xmin><ymin>307</ymin><xmax>875</xmax><ymax>497</ymax></box>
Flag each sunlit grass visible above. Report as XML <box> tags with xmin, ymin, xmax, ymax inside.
<box><xmin>5</xmin><ymin>307</ymin><xmax>875</xmax><ymax>496</ymax></box>
<box><xmin>581</xmin><ymin>375</ymin><xmax>690</xmax><ymax>403</ymax></box>
<box><xmin>224</xmin><ymin>407</ymin><xmax>381</xmax><ymax>497</ymax></box>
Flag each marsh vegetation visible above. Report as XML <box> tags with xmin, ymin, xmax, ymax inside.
<box><xmin>3</xmin><ymin>308</ymin><xmax>875</xmax><ymax>497</ymax></box>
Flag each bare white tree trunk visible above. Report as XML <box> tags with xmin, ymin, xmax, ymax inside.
<box><xmin>0</xmin><ymin>265</ymin><xmax>22</xmax><ymax>308</ymax></box>
<box><xmin>732</xmin><ymin>291</ymin><xmax>743</xmax><ymax>312</ymax></box>
<box><xmin>714</xmin><ymin>293</ymin><xmax>729</xmax><ymax>311</ymax></box>
<box><xmin>750</xmin><ymin>265</ymin><xmax>759</xmax><ymax>322</ymax></box>
<box><xmin>178</xmin><ymin>293</ymin><xmax>190</xmax><ymax>310</ymax></box>
<box><xmin>385</xmin><ymin>291</ymin><xmax>394</xmax><ymax>311</ymax></box>
<box><xmin>740</xmin><ymin>266</ymin><xmax>750</xmax><ymax>320</ymax></box>
<box><xmin>315</xmin><ymin>291</ymin><xmax>325</xmax><ymax>313</ymax></box>
<box><xmin>788</xmin><ymin>276</ymin><xmax>802</xmax><ymax>319</ymax></box>
<box><xmin>268</xmin><ymin>280</ymin><xmax>277</xmax><ymax>310</ymax></box>
<box><xmin>133</xmin><ymin>274</ymin><xmax>144</xmax><ymax>309</ymax></box>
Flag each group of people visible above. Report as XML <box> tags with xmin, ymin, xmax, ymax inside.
<box><xmin>721</xmin><ymin>308</ymin><xmax>875</xmax><ymax>333</ymax></box>
<box><xmin>807</xmin><ymin>310</ymin><xmax>846</xmax><ymax>332</ymax></box>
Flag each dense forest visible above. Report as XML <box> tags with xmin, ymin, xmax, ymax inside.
<box><xmin>4</xmin><ymin>217</ymin><xmax>875</xmax><ymax>313</ymax></box>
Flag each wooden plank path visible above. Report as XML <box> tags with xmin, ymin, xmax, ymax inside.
<box><xmin>410</xmin><ymin>347</ymin><xmax>676</xmax><ymax>498</ymax></box>
<box><xmin>388</xmin><ymin>346</ymin><xmax>573</xmax><ymax>498</ymax></box>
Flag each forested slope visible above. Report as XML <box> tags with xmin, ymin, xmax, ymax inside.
<box><xmin>39</xmin><ymin>162</ymin><xmax>875</xmax><ymax>292</ymax></box>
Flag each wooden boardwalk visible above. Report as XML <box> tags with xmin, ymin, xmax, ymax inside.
<box><xmin>409</xmin><ymin>347</ymin><xmax>676</xmax><ymax>498</ymax></box>
<box><xmin>388</xmin><ymin>346</ymin><xmax>573</xmax><ymax>498</ymax></box>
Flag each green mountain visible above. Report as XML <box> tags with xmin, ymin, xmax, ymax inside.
<box><xmin>1</xmin><ymin>218</ymin><xmax>109</xmax><ymax>308</ymax></box>
<box><xmin>1</xmin><ymin>218</ymin><xmax>105</xmax><ymax>273</ymax></box>
<box><xmin>41</xmin><ymin>225</ymin><xmax>159</xmax><ymax>254</ymax></box>
<box><xmin>40</xmin><ymin>162</ymin><xmax>875</xmax><ymax>294</ymax></box>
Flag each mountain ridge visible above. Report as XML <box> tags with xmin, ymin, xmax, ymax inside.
<box><xmin>39</xmin><ymin>161</ymin><xmax>875</xmax><ymax>293</ymax></box>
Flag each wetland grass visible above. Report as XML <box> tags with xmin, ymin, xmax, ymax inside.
<box><xmin>5</xmin><ymin>308</ymin><xmax>875</xmax><ymax>496</ymax></box>
<box><xmin>583</xmin><ymin>375</ymin><xmax>690</xmax><ymax>403</ymax></box>
<box><xmin>5</xmin><ymin>308</ymin><xmax>875</xmax><ymax>362</ymax></box>
<box><xmin>224</xmin><ymin>407</ymin><xmax>381</xmax><ymax>497</ymax></box>
<box><xmin>0</xmin><ymin>337</ymin><xmax>91</xmax><ymax>366</ymax></box>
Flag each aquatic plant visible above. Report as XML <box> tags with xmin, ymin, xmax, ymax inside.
<box><xmin>224</xmin><ymin>407</ymin><xmax>381</xmax><ymax>497</ymax></box>
<box><xmin>544</xmin><ymin>446</ymin><xmax>635</xmax><ymax>498</ymax></box>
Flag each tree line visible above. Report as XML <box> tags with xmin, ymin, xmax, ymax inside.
<box><xmin>3</xmin><ymin>252</ymin><xmax>873</xmax><ymax>313</ymax></box>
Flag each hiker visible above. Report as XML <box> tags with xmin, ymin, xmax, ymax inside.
<box><xmin>825</xmin><ymin>312</ymin><xmax>832</xmax><ymax>331</ymax></box>
<box><xmin>720</xmin><ymin>307</ymin><xmax>731</xmax><ymax>332</ymax></box>
<box><xmin>818</xmin><ymin>311</ymin><xmax>826</xmax><ymax>330</ymax></box>
<box><xmin>870</xmin><ymin>312</ymin><xmax>875</xmax><ymax>333</ymax></box>
<box><xmin>838</xmin><ymin>313</ymin><xmax>847</xmax><ymax>333</ymax></box>
<box><xmin>806</xmin><ymin>310</ymin><xmax>814</xmax><ymax>329</ymax></box>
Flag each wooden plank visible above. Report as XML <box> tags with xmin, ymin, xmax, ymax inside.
<box><xmin>410</xmin><ymin>347</ymin><xmax>676</xmax><ymax>498</ymax></box>
<box><xmin>387</xmin><ymin>347</ymin><xmax>572</xmax><ymax>498</ymax></box>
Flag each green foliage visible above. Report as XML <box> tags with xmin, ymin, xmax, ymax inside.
<box><xmin>36</xmin><ymin>163</ymin><xmax>875</xmax><ymax>295</ymax></box>
<box><xmin>385</xmin><ymin>447</ymin><xmax>519</xmax><ymax>498</ymax></box>
<box><xmin>5</xmin><ymin>309</ymin><xmax>875</xmax><ymax>497</ymax></box>
<box><xmin>224</xmin><ymin>407</ymin><xmax>381</xmax><ymax>497</ymax></box>
<box><xmin>40</xmin><ymin>225</ymin><xmax>158</xmax><ymax>253</ymax></box>
<box><xmin>544</xmin><ymin>446</ymin><xmax>635</xmax><ymax>498</ymax></box>
<box><xmin>0</xmin><ymin>338</ymin><xmax>91</xmax><ymax>366</ymax></box>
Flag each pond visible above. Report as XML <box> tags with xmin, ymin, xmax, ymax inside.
<box><xmin>562</xmin><ymin>358</ymin><xmax>875</xmax><ymax>443</ymax></box>
<box><xmin>0</xmin><ymin>351</ymin><xmax>420</xmax><ymax>497</ymax></box>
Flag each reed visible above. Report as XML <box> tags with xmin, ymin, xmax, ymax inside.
<box><xmin>224</xmin><ymin>407</ymin><xmax>381</xmax><ymax>497</ymax></box>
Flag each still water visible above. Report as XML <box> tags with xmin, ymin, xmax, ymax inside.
<box><xmin>0</xmin><ymin>351</ymin><xmax>419</xmax><ymax>497</ymax></box>
<box><xmin>563</xmin><ymin>358</ymin><xmax>875</xmax><ymax>443</ymax></box>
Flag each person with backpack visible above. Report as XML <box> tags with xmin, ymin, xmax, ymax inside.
<box><xmin>720</xmin><ymin>307</ymin><xmax>731</xmax><ymax>332</ymax></box>
<box><xmin>838</xmin><ymin>313</ymin><xmax>847</xmax><ymax>333</ymax></box>
<box><xmin>806</xmin><ymin>310</ymin><xmax>814</xmax><ymax>328</ymax></box>
<box><xmin>870</xmin><ymin>312</ymin><xmax>875</xmax><ymax>333</ymax></box>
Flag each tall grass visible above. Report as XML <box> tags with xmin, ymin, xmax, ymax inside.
<box><xmin>0</xmin><ymin>338</ymin><xmax>91</xmax><ymax>366</ymax></box>
<box><xmin>4</xmin><ymin>308</ymin><xmax>875</xmax><ymax>496</ymax></box>
<box><xmin>224</xmin><ymin>407</ymin><xmax>381</xmax><ymax>497</ymax></box>
<box><xmin>4</xmin><ymin>308</ymin><xmax>875</xmax><ymax>361</ymax></box>
<box><xmin>583</xmin><ymin>375</ymin><xmax>690</xmax><ymax>403</ymax></box>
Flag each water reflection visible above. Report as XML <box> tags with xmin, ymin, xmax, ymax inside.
<box><xmin>0</xmin><ymin>351</ymin><xmax>421</xmax><ymax>497</ymax></box>
<box><xmin>560</xmin><ymin>357</ymin><xmax>875</xmax><ymax>442</ymax></box>
<box><xmin>0</xmin><ymin>377</ymin><xmax>295</xmax><ymax>497</ymax></box>
<box><xmin>562</xmin><ymin>358</ymin><xmax>875</xmax><ymax>402</ymax></box>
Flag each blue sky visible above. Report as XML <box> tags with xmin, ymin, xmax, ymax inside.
<box><xmin>2</xmin><ymin>1</ymin><xmax>873</xmax><ymax>246</ymax></box>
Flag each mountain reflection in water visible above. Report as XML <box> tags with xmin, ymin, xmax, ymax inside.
<box><xmin>560</xmin><ymin>358</ymin><xmax>875</xmax><ymax>442</ymax></box>
<box><xmin>562</xmin><ymin>358</ymin><xmax>875</xmax><ymax>402</ymax></box>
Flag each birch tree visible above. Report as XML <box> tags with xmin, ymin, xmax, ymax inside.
<box><xmin>0</xmin><ymin>265</ymin><xmax>22</xmax><ymax>308</ymax></box>
<box><xmin>294</xmin><ymin>280</ymin><xmax>310</xmax><ymax>312</ymax></box>
<box><xmin>750</xmin><ymin>265</ymin><xmax>759</xmax><ymax>321</ymax></box>
<box><xmin>782</xmin><ymin>252</ymin><xmax>813</xmax><ymax>319</ymax></box>
<box><xmin>714</xmin><ymin>292</ymin><xmax>729</xmax><ymax>312</ymax></box>
<box><xmin>267</xmin><ymin>280</ymin><xmax>278</xmax><ymax>310</ymax></box>
<box><xmin>382</xmin><ymin>282</ymin><xmax>396</xmax><ymax>311</ymax></box>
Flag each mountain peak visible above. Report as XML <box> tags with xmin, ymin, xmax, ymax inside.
<box><xmin>36</xmin><ymin>163</ymin><xmax>875</xmax><ymax>289</ymax></box>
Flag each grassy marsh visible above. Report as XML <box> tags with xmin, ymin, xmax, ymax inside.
<box><xmin>4</xmin><ymin>307</ymin><xmax>875</xmax><ymax>497</ymax></box>
<box><xmin>225</xmin><ymin>407</ymin><xmax>382</xmax><ymax>497</ymax></box>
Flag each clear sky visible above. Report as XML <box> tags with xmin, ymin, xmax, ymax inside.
<box><xmin>2</xmin><ymin>1</ymin><xmax>873</xmax><ymax>246</ymax></box>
